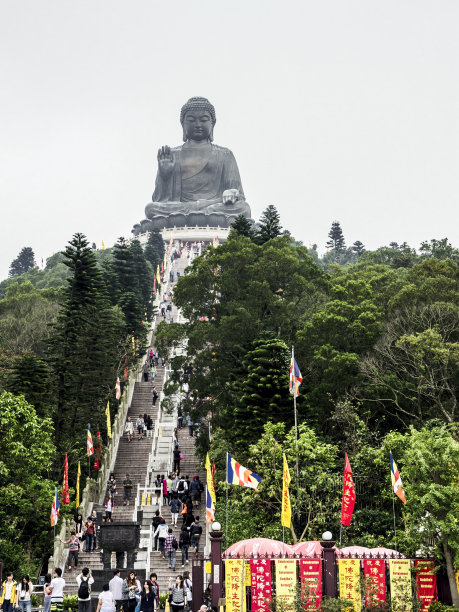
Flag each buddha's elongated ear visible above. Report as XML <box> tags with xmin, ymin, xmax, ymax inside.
<box><xmin>209</xmin><ymin>125</ymin><xmax>214</xmax><ymax>142</ymax></box>
<box><xmin>183</xmin><ymin>127</ymin><xmax>187</xmax><ymax>142</ymax></box>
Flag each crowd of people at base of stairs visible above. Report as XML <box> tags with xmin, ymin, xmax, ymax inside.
<box><xmin>0</xmin><ymin>567</ymin><xmax>216</xmax><ymax>612</ymax></box>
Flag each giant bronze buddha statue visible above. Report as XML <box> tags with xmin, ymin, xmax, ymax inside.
<box><xmin>132</xmin><ymin>97</ymin><xmax>252</xmax><ymax>234</ymax></box>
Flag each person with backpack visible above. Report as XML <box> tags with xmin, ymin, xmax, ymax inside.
<box><xmin>179</xmin><ymin>525</ymin><xmax>191</xmax><ymax>567</ymax></box>
<box><xmin>76</xmin><ymin>568</ymin><xmax>94</xmax><ymax>612</ymax></box>
<box><xmin>190</xmin><ymin>517</ymin><xmax>203</xmax><ymax>553</ymax></box>
<box><xmin>152</xmin><ymin>387</ymin><xmax>159</xmax><ymax>407</ymax></box>
<box><xmin>170</xmin><ymin>494</ymin><xmax>181</xmax><ymax>527</ymax></box>
<box><xmin>177</xmin><ymin>475</ymin><xmax>187</xmax><ymax>501</ymax></box>
<box><xmin>189</xmin><ymin>477</ymin><xmax>201</xmax><ymax>509</ymax></box>
<box><xmin>165</xmin><ymin>528</ymin><xmax>178</xmax><ymax>571</ymax></box>
<box><xmin>151</xmin><ymin>510</ymin><xmax>162</xmax><ymax>551</ymax></box>
<box><xmin>182</xmin><ymin>572</ymin><xmax>192</xmax><ymax>610</ymax></box>
<box><xmin>153</xmin><ymin>518</ymin><xmax>169</xmax><ymax>558</ymax></box>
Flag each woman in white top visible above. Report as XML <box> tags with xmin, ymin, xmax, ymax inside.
<box><xmin>97</xmin><ymin>584</ymin><xmax>114</xmax><ymax>612</ymax></box>
<box><xmin>17</xmin><ymin>575</ymin><xmax>33</xmax><ymax>612</ymax></box>
<box><xmin>153</xmin><ymin>519</ymin><xmax>169</xmax><ymax>558</ymax></box>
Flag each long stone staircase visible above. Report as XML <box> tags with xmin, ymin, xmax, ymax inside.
<box><xmin>62</xmin><ymin>251</ymin><xmax>207</xmax><ymax>591</ymax></box>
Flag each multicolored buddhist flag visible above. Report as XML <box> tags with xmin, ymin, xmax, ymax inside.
<box><xmin>390</xmin><ymin>451</ymin><xmax>406</xmax><ymax>504</ymax></box>
<box><xmin>341</xmin><ymin>452</ymin><xmax>356</xmax><ymax>526</ymax></box>
<box><xmin>76</xmin><ymin>461</ymin><xmax>81</xmax><ymax>508</ymax></box>
<box><xmin>106</xmin><ymin>402</ymin><xmax>112</xmax><ymax>438</ymax></box>
<box><xmin>62</xmin><ymin>453</ymin><xmax>69</xmax><ymax>504</ymax></box>
<box><xmin>281</xmin><ymin>453</ymin><xmax>292</xmax><ymax>528</ymax></box>
<box><xmin>50</xmin><ymin>487</ymin><xmax>59</xmax><ymax>527</ymax></box>
<box><xmin>115</xmin><ymin>377</ymin><xmax>121</xmax><ymax>400</ymax></box>
<box><xmin>206</xmin><ymin>486</ymin><xmax>215</xmax><ymax>524</ymax></box>
<box><xmin>289</xmin><ymin>349</ymin><xmax>303</xmax><ymax>397</ymax></box>
<box><xmin>87</xmin><ymin>425</ymin><xmax>94</xmax><ymax>457</ymax></box>
<box><xmin>206</xmin><ymin>453</ymin><xmax>216</xmax><ymax>504</ymax></box>
<box><xmin>226</xmin><ymin>453</ymin><xmax>262</xmax><ymax>489</ymax></box>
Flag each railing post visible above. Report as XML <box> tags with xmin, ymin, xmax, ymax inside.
<box><xmin>210</xmin><ymin>527</ymin><xmax>223</xmax><ymax>609</ymax></box>
<box><xmin>192</xmin><ymin>555</ymin><xmax>204</xmax><ymax>612</ymax></box>
<box><xmin>321</xmin><ymin>539</ymin><xmax>338</xmax><ymax>599</ymax></box>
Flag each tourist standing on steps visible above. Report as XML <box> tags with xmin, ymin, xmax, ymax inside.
<box><xmin>171</xmin><ymin>473</ymin><xmax>179</xmax><ymax>496</ymax></box>
<box><xmin>124</xmin><ymin>572</ymin><xmax>140</xmax><ymax>612</ymax></box>
<box><xmin>165</xmin><ymin>528</ymin><xmax>178</xmax><ymax>571</ymax></box>
<box><xmin>190</xmin><ymin>517</ymin><xmax>203</xmax><ymax>553</ymax></box>
<box><xmin>182</xmin><ymin>572</ymin><xmax>192</xmax><ymax>610</ymax></box>
<box><xmin>96</xmin><ymin>584</ymin><xmax>114</xmax><ymax>612</ymax></box>
<box><xmin>189</xmin><ymin>477</ymin><xmax>201</xmax><ymax>508</ymax></box>
<box><xmin>150</xmin><ymin>363</ymin><xmax>156</xmax><ymax>381</ymax></box>
<box><xmin>76</xmin><ymin>568</ymin><xmax>94</xmax><ymax>612</ymax></box>
<box><xmin>162</xmin><ymin>474</ymin><xmax>168</xmax><ymax>503</ymax></box>
<box><xmin>136</xmin><ymin>414</ymin><xmax>145</xmax><ymax>440</ymax></box>
<box><xmin>50</xmin><ymin>568</ymin><xmax>65</xmax><ymax>612</ymax></box>
<box><xmin>143</xmin><ymin>362</ymin><xmax>150</xmax><ymax>382</ymax></box>
<box><xmin>170</xmin><ymin>494</ymin><xmax>181</xmax><ymax>526</ymax></box>
<box><xmin>152</xmin><ymin>510</ymin><xmax>162</xmax><ymax>551</ymax></box>
<box><xmin>109</xmin><ymin>570</ymin><xmax>124</xmax><ymax>612</ymax></box>
<box><xmin>166</xmin><ymin>473</ymin><xmax>173</xmax><ymax>504</ymax></box>
<box><xmin>74</xmin><ymin>513</ymin><xmax>84</xmax><ymax>540</ymax></box>
<box><xmin>43</xmin><ymin>574</ymin><xmax>52</xmax><ymax>612</ymax></box>
<box><xmin>105</xmin><ymin>492</ymin><xmax>114</xmax><ymax>521</ymax></box>
<box><xmin>153</xmin><ymin>518</ymin><xmax>168</xmax><ymax>558</ymax></box>
<box><xmin>168</xmin><ymin>576</ymin><xmax>187</xmax><ymax>612</ymax></box>
<box><xmin>17</xmin><ymin>575</ymin><xmax>33</xmax><ymax>612</ymax></box>
<box><xmin>173</xmin><ymin>446</ymin><xmax>181</xmax><ymax>475</ymax></box>
<box><xmin>177</xmin><ymin>407</ymin><xmax>183</xmax><ymax>429</ymax></box>
<box><xmin>179</xmin><ymin>525</ymin><xmax>191</xmax><ymax>567</ymax></box>
<box><xmin>125</xmin><ymin>417</ymin><xmax>134</xmax><ymax>442</ymax></box>
<box><xmin>172</xmin><ymin>428</ymin><xmax>178</xmax><ymax>448</ymax></box>
<box><xmin>91</xmin><ymin>510</ymin><xmax>99</xmax><ymax>550</ymax></box>
<box><xmin>148</xmin><ymin>574</ymin><xmax>160</xmax><ymax>611</ymax></box>
<box><xmin>152</xmin><ymin>386</ymin><xmax>159</xmax><ymax>406</ymax></box>
<box><xmin>84</xmin><ymin>519</ymin><xmax>95</xmax><ymax>552</ymax></box>
<box><xmin>65</xmin><ymin>531</ymin><xmax>80</xmax><ymax>569</ymax></box>
<box><xmin>186</xmin><ymin>414</ymin><xmax>193</xmax><ymax>437</ymax></box>
<box><xmin>123</xmin><ymin>474</ymin><xmax>133</xmax><ymax>506</ymax></box>
<box><xmin>107</xmin><ymin>474</ymin><xmax>117</xmax><ymax>497</ymax></box>
<box><xmin>154</xmin><ymin>475</ymin><xmax>162</xmax><ymax>505</ymax></box>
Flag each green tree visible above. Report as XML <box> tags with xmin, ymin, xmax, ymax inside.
<box><xmin>419</xmin><ymin>238</ymin><xmax>459</xmax><ymax>263</ymax></box>
<box><xmin>230</xmin><ymin>214</ymin><xmax>256</xmax><ymax>240</ymax></box>
<box><xmin>49</xmin><ymin>233</ymin><xmax>121</xmax><ymax>459</ymax></box>
<box><xmin>9</xmin><ymin>247</ymin><xmax>35</xmax><ymax>277</ymax></box>
<box><xmin>352</xmin><ymin>240</ymin><xmax>365</xmax><ymax>257</ymax></box>
<box><xmin>144</xmin><ymin>229</ymin><xmax>165</xmax><ymax>270</ymax></box>
<box><xmin>326</xmin><ymin>221</ymin><xmax>346</xmax><ymax>252</ymax></box>
<box><xmin>256</xmin><ymin>205</ymin><xmax>283</xmax><ymax>244</ymax></box>
<box><xmin>231</xmin><ymin>334</ymin><xmax>291</xmax><ymax>451</ymax></box>
<box><xmin>399</xmin><ymin>425</ymin><xmax>459</xmax><ymax>607</ymax></box>
<box><xmin>0</xmin><ymin>391</ymin><xmax>55</xmax><ymax>576</ymax></box>
<box><xmin>5</xmin><ymin>354</ymin><xmax>54</xmax><ymax>418</ymax></box>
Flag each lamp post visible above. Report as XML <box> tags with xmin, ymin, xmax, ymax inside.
<box><xmin>210</xmin><ymin>521</ymin><xmax>223</xmax><ymax>609</ymax></box>
<box><xmin>321</xmin><ymin>531</ymin><xmax>337</xmax><ymax>599</ymax></box>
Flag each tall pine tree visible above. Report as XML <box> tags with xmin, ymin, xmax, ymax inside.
<box><xmin>230</xmin><ymin>214</ymin><xmax>255</xmax><ymax>240</ymax></box>
<box><xmin>144</xmin><ymin>229</ymin><xmax>165</xmax><ymax>270</ymax></box>
<box><xmin>326</xmin><ymin>221</ymin><xmax>346</xmax><ymax>252</ymax></box>
<box><xmin>256</xmin><ymin>205</ymin><xmax>283</xmax><ymax>244</ymax></box>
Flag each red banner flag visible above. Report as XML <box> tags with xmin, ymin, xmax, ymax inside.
<box><xmin>94</xmin><ymin>430</ymin><xmax>102</xmax><ymax>470</ymax></box>
<box><xmin>364</xmin><ymin>559</ymin><xmax>386</xmax><ymax>605</ymax></box>
<box><xmin>300</xmin><ymin>559</ymin><xmax>322</xmax><ymax>609</ymax></box>
<box><xmin>250</xmin><ymin>559</ymin><xmax>272</xmax><ymax>612</ymax></box>
<box><xmin>341</xmin><ymin>452</ymin><xmax>356</xmax><ymax>526</ymax></box>
<box><xmin>415</xmin><ymin>560</ymin><xmax>437</xmax><ymax>610</ymax></box>
<box><xmin>62</xmin><ymin>453</ymin><xmax>70</xmax><ymax>504</ymax></box>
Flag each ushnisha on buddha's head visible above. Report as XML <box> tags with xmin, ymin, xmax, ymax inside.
<box><xmin>180</xmin><ymin>96</ymin><xmax>216</xmax><ymax>142</ymax></box>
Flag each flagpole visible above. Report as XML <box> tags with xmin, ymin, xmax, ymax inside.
<box><xmin>339</xmin><ymin>524</ymin><xmax>342</xmax><ymax>547</ymax></box>
<box><xmin>226</xmin><ymin>452</ymin><xmax>229</xmax><ymax>551</ymax></box>
<box><xmin>392</xmin><ymin>491</ymin><xmax>397</xmax><ymax>551</ymax></box>
<box><xmin>88</xmin><ymin>423</ymin><xmax>90</xmax><ymax>477</ymax></box>
<box><xmin>292</xmin><ymin>347</ymin><xmax>299</xmax><ymax>485</ymax></box>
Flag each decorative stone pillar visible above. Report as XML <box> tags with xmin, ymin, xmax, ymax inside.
<box><xmin>321</xmin><ymin>540</ymin><xmax>338</xmax><ymax>599</ymax></box>
<box><xmin>210</xmin><ymin>528</ymin><xmax>223</xmax><ymax>609</ymax></box>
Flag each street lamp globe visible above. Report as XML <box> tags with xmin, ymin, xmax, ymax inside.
<box><xmin>322</xmin><ymin>531</ymin><xmax>333</xmax><ymax>541</ymax></box>
<box><xmin>212</xmin><ymin>521</ymin><xmax>222</xmax><ymax>531</ymax></box>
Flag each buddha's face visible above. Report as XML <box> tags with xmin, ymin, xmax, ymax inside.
<box><xmin>183</xmin><ymin>110</ymin><xmax>213</xmax><ymax>142</ymax></box>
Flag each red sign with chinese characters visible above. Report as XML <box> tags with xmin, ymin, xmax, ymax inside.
<box><xmin>363</xmin><ymin>559</ymin><xmax>386</xmax><ymax>605</ymax></box>
<box><xmin>250</xmin><ymin>559</ymin><xmax>272</xmax><ymax>612</ymax></box>
<box><xmin>300</xmin><ymin>559</ymin><xmax>322</xmax><ymax>609</ymax></box>
<box><xmin>341</xmin><ymin>453</ymin><xmax>356</xmax><ymax>526</ymax></box>
<box><xmin>415</xmin><ymin>560</ymin><xmax>437</xmax><ymax>610</ymax></box>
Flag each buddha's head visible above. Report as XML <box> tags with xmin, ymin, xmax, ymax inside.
<box><xmin>180</xmin><ymin>96</ymin><xmax>216</xmax><ymax>142</ymax></box>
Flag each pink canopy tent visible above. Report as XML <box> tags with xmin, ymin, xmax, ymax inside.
<box><xmin>290</xmin><ymin>541</ymin><xmax>325</xmax><ymax>557</ymax></box>
<box><xmin>224</xmin><ymin>537</ymin><xmax>293</xmax><ymax>558</ymax></box>
<box><xmin>340</xmin><ymin>545</ymin><xmax>403</xmax><ymax>558</ymax></box>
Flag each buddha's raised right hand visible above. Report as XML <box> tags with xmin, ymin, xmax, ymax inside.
<box><xmin>157</xmin><ymin>145</ymin><xmax>175</xmax><ymax>179</ymax></box>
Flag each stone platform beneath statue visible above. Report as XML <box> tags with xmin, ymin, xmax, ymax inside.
<box><xmin>133</xmin><ymin>225</ymin><xmax>230</xmax><ymax>246</ymax></box>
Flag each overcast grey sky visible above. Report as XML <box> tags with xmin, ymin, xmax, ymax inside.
<box><xmin>1</xmin><ymin>0</ymin><xmax>458</xmax><ymax>279</ymax></box>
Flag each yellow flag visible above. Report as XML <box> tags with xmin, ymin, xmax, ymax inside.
<box><xmin>156</xmin><ymin>265</ymin><xmax>161</xmax><ymax>284</ymax></box>
<box><xmin>106</xmin><ymin>402</ymin><xmax>112</xmax><ymax>438</ymax></box>
<box><xmin>76</xmin><ymin>461</ymin><xmax>81</xmax><ymax>508</ymax></box>
<box><xmin>206</xmin><ymin>453</ymin><xmax>216</xmax><ymax>504</ymax></box>
<box><xmin>131</xmin><ymin>335</ymin><xmax>135</xmax><ymax>356</ymax></box>
<box><xmin>101</xmin><ymin>240</ymin><xmax>105</xmax><ymax>250</ymax></box>
<box><xmin>281</xmin><ymin>453</ymin><xmax>292</xmax><ymax>528</ymax></box>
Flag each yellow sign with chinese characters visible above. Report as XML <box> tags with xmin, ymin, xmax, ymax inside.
<box><xmin>226</xmin><ymin>559</ymin><xmax>247</xmax><ymax>612</ymax></box>
<box><xmin>338</xmin><ymin>558</ymin><xmax>361</xmax><ymax>612</ymax></box>
<box><xmin>389</xmin><ymin>559</ymin><xmax>412</xmax><ymax>611</ymax></box>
